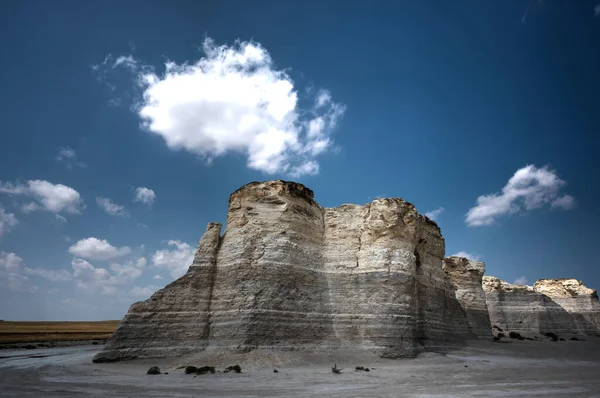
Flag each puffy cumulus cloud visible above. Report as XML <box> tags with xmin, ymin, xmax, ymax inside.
<box><xmin>129</xmin><ymin>285</ymin><xmax>159</xmax><ymax>298</ymax></box>
<box><xmin>152</xmin><ymin>274</ymin><xmax>162</xmax><ymax>280</ymax></box>
<box><xmin>109</xmin><ymin>257</ymin><xmax>146</xmax><ymax>281</ymax></box>
<box><xmin>96</xmin><ymin>197</ymin><xmax>129</xmax><ymax>217</ymax></box>
<box><xmin>134</xmin><ymin>187</ymin><xmax>156</xmax><ymax>206</ymax></box>
<box><xmin>0</xmin><ymin>206</ymin><xmax>18</xmax><ymax>237</ymax></box>
<box><xmin>71</xmin><ymin>258</ymin><xmax>118</xmax><ymax>295</ymax></box>
<box><xmin>451</xmin><ymin>251</ymin><xmax>481</xmax><ymax>262</ymax></box>
<box><xmin>424</xmin><ymin>207</ymin><xmax>444</xmax><ymax>221</ymax></box>
<box><xmin>55</xmin><ymin>147</ymin><xmax>86</xmax><ymax>169</ymax></box>
<box><xmin>513</xmin><ymin>276</ymin><xmax>529</xmax><ymax>285</ymax></box>
<box><xmin>0</xmin><ymin>251</ymin><xmax>37</xmax><ymax>292</ymax></box>
<box><xmin>152</xmin><ymin>240</ymin><xmax>195</xmax><ymax>279</ymax></box>
<box><xmin>0</xmin><ymin>251</ymin><xmax>72</xmax><ymax>292</ymax></box>
<box><xmin>97</xmin><ymin>38</ymin><xmax>345</xmax><ymax>176</ymax></box>
<box><xmin>68</xmin><ymin>237</ymin><xmax>131</xmax><ymax>261</ymax></box>
<box><xmin>465</xmin><ymin>165</ymin><xmax>575</xmax><ymax>227</ymax></box>
<box><xmin>0</xmin><ymin>180</ymin><xmax>84</xmax><ymax>216</ymax></box>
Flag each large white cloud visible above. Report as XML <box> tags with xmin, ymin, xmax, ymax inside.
<box><xmin>0</xmin><ymin>180</ymin><xmax>84</xmax><ymax>216</ymax></box>
<box><xmin>465</xmin><ymin>165</ymin><xmax>575</xmax><ymax>227</ymax></box>
<box><xmin>68</xmin><ymin>237</ymin><xmax>132</xmax><ymax>261</ymax></box>
<box><xmin>134</xmin><ymin>187</ymin><xmax>156</xmax><ymax>206</ymax></box>
<box><xmin>152</xmin><ymin>240</ymin><xmax>195</xmax><ymax>279</ymax></box>
<box><xmin>97</xmin><ymin>38</ymin><xmax>345</xmax><ymax>176</ymax></box>
<box><xmin>96</xmin><ymin>197</ymin><xmax>129</xmax><ymax>217</ymax></box>
<box><xmin>0</xmin><ymin>206</ymin><xmax>18</xmax><ymax>237</ymax></box>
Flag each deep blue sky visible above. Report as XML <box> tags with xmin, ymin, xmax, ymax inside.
<box><xmin>1</xmin><ymin>0</ymin><xmax>599</xmax><ymax>320</ymax></box>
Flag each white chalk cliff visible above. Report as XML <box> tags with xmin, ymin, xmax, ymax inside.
<box><xmin>93</xmin><ymin>180</ymin><xmax>473</xmax><ymax>362</ymax></box>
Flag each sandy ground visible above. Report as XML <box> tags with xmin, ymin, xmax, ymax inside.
<box><xmin>1</xmin><ymin>338</ymin><xmax>600</xmax><ymax>397</ymax></box>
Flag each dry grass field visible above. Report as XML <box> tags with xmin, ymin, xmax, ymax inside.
<box><xmin>0</xmin><ymin>321</ymin><xmax>119</xmax><ymax>344</ymax></box>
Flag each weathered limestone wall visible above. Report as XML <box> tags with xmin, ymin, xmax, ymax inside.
<box><xmin>482</xmin><ymin>276</ymin><xmax>600</xmax><ymax>337</ymax></box>
<box><xmin>443</xmin><ymin>257</ymin><xmax>492</xmax><ymax>337</ymax></box>
<box><xmin>93</xmin><ymin>180</ymin><xmax>473</xmax><ymax>363</ymax></box>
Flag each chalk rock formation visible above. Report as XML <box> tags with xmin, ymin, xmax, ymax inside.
<box><xmin>93</xmin><ymin>180</ymin><xmax>473</xmax><ymax>363</ymax></box>
<box><xmin>443</xmin><ymin>257</ymin><xmax>491</xmax><ymax>337</ymax></box>
<box><xmin>482</xmin><ymin>276</ymin><xmax>600</xmax><ymax>336</ymax></box>
<box><xmin>533</xmin><ymin>279</ymin><xmax>600</xmax><ymax>335</ymax></box>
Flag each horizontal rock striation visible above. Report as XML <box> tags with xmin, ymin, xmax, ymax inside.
<box><xmin>94</xmin><ymin>180</ymin><xmax>473</xmax><ymax>362</ymax></box>
<box><xmin>482</xmin><ymin>276</ymin><xmax>600</xmax><ymax>337</ymax></box>
<box><xmin>443</xmin><ymin>257</ymin><xmax>491</xmax><ymax>337</ymax></box>
<box><xmin>533</xmin><ymin>279</ymin><xmax>600</xmax><ymax>336</ymax></box>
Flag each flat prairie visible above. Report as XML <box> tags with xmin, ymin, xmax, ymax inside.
<box><xmin>0</xmin><ymin>321</ymin><xmax>119</xmax><ymax>344</ymax></box>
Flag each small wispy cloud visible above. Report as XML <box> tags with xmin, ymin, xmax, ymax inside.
<box><xmin>513</xmin><ymin>276</ymin><xmax>529</xmax><ymax>285</ymax></box>
<box><xmin>134</xmin><ymin>187</ymin><xmax>156</xmax><ymax>206</ymax></box>
<box><xmin>96</xmin><ymin>197</ymin><xmax>129</xmax><ymax>217</ymax></box>
<box><xmin>424</xmin><ymin>207</ymin><xmax>444</xmax><ymax>221</ymax></box>
<box><xmin>0</xmin><ymin>207</ymin><xmax>18</xmax><ymax>238</ymax></box>
<box><xmin>450</xmin><ymin>251</ymin><xmax>481</xmax><ymax>262</ymax></box>
<box><xmin>594</xmin><ymin>4</ymin><xmax>600</xmax><ymax>17</ymax></box>
<box><xmin>56</xmin><ymin>147</ymin><xmax>87</xmax><ymax>169</ymax></box>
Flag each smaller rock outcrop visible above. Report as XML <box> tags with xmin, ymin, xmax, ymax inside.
<box><xmin>482</xmin><ymin>276</ymin><xmax>600</xmax><ymax>337</ymax></box>
<box><xmin>443</xmin><ymin>257</ymin><xmax>491</xmax><ymax>337</ymax></box>
<box><xmin>533</xmin><ymin>279</ymin><xmax>600</xmax><ymax>336</ymax></box>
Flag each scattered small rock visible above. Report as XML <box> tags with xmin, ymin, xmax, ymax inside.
<box><xmin>492</xmin><ymin>325</ymin><xmax>503</xmax><ymax>331</ymax></box>
<box><xmin>197</xmin><ymin>366</ymin><xmax>216</xmax><ymax>375</ymax></box>
<box><xmin>497</xmin><ymin>333</ymin><xmax>505</xmax><ymax>338</ymax></box>
<box><xmin>509</xmin><ymin>331</ymin><xmax>522</xmax><ymax>339</ymax></box>
<box><xmin>224</xmin><ymin>365</ymin><xmax>242</xmax><ymax>373</ymax></box>
<box><xmin>544</xmin><ymin>332</ymin><xmax>559</xmax><ymax>340</ymax></box>
<box><xmin>570</xmin><ymin>337</ymin><xmax>580</xmax><ymax>341</ymax></box>
<box><xmin>332</xmin><ymin>364</ymin><xmax>342</xmax><ymax>374</ymax></box>
<box><xmin>164</xmin><ymin>372</ymin><xmax>169</xmax><ymax>375</ymax></box>
<box><xmin>464</xmin><ymin>365</ymin><xmax>468</xmax><ymax>368</ymax></box>
<box><xmin>147</xmin><ymin>366</ymin><xmax>161</xmax><ymax>375</ymax></box>
<box><xmin>559</xmin><ymin>338</ymin><xmax>565</xmax><ymax>341</ymax></box>
<box><xmin>92</xmin><ymin>342</ymin><xmax>98</xmax><ymax>345</ymax></box>
<box><xmin>273</xmin><ymin>369</ymin><xmax>279</xmax><ymax>373</ymax></box>
<box><xmin>355</xmin><ymin>366</ymin><xmax>370</xmax><ymax>372</ymax></box>
<box><xmin>185</xmin><ymin>366</ymin><xmax>198</xmax><ymax>374</ymax></box>
<box><xmin>493</xmin><ymin>336</ymin><xmax>500</xmax><ymax>341</ymax></box>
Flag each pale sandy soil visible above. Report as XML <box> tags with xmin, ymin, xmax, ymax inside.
<box><xmin>1</xmin><ymin>338</ymin><xmax>599</xmax><ymax>397</ymax></box>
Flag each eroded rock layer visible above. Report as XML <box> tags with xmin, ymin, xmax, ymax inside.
<box><xmin>443</xmin><ymin>257</ymin><xmax>491</xmax><ymax>337</ymax></box>
<box><xmin>482</xmin><ymin>276</ymin><xmax>600</xmax><ymax>336</ymax></box>
<box><xmin>94</xmin><ymin>180</ymin><xmax>473</xmax><ymax>362</ymax></box>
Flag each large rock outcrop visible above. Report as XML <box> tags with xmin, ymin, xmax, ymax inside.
<box><xmin>443</xmin><ymin>257</ymin><xmax>491</xmax><ymax>337</ymax></box>
<box><xmin>482</xmin><ymin>276</ymin><xmax>600</xmax><ymax>336</ymax></box>
<box><xmin>93</xmin><ymin>180</ymin><xmax>473</xmax><ymax>362</ymax></box>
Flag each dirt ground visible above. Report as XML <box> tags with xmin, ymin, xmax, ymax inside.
<box><xmin>1</xmin><ymin>338</ymin><xmax>599</xmax><ymax>397</ymax></box>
